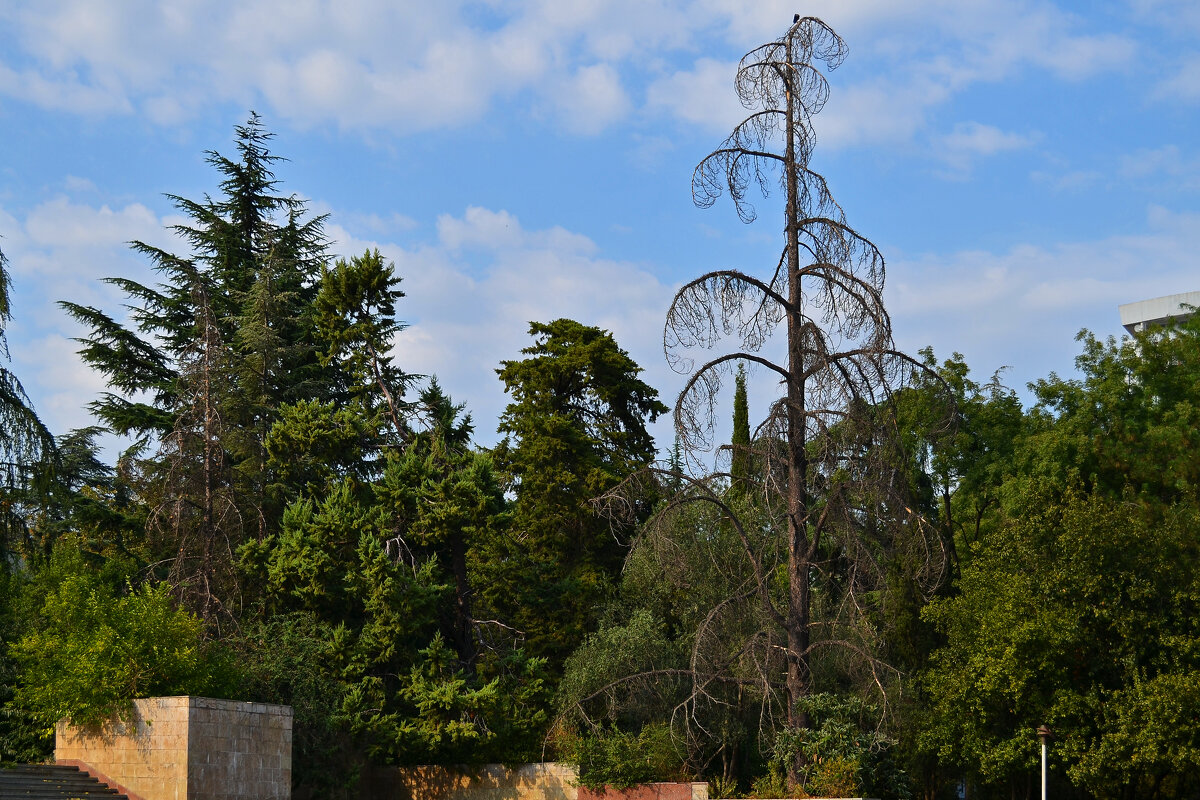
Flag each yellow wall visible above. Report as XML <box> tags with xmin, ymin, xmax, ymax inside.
<box><xmin>56</xmin><ymin>696</ymin><xmax>291</xmax><ymax>800</ymax></box>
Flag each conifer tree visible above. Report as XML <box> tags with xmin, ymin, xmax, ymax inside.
<box><xmin>729</xmin><ymin>363</ymin><xmax>751</xmax><ymax>497</ymax></box>
<box><xmin>313</xmin><ymin>249</ymin><xmax>412</xmax><ymax>439</ymax></box>
<box><xmin>0</xmin><ymin>246</ymin><xmax>55</xmax><ymax>559</ymax></box>
<box><xmin>483</xmin><ymin>319</ymin><xmax>667</xmax><ymax>669</ymax></box>
<box><xmin>61</xmin><ymin>115</ymin><xmax>334</xmax><ymax>619</ymax></box>
<box><xmin>657</xmin><ymin>17</ymin><xmax>943</xmax><ymax>787</ymax></box>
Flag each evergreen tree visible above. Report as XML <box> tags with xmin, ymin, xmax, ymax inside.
<box><xmin>483</xmin><ymin>319</ymin><xmax>667</xmax><ymax>670</ymax></box>
<box><xmin>60</xmin><ymin>115</ymin><xmax>334</xmax><ymax>619</ymax></box>
<box><xmin>376</xmin><ymin>380</ymin><xmax>504</xmax><ymax>671</ymax></box>
<box><xmin>729</xmin><ymin>363</ymin><xmax>751</xmax><ymax>497</ymax></box>
<box><xmin>313</xmin><ymin>249</ymin><xmax>413</xmax><ymax>439</ymax></box>
<box><xmin>0</xmin><ymin>245</ymin><xmax>56</xmax><ymax>559</ymax></box>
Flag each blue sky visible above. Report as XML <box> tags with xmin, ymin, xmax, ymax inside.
<box><xmin>3</xmin><ymin>0</ymin><xmax>1199</xmax><ymax>456</ymax></box>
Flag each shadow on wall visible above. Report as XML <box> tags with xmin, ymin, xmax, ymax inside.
<box><xmin>361</xmin><ymin>763</ymin><xmax>578</xmax><ymax>800</ymax></box>
<box><xmin>360</xmin><ymin>765</ymin><xmax>710</xmax><ymax>800</ymax></box>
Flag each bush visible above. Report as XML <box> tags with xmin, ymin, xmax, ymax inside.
<box><xmin>771</xmin><ymin>694</ymin><xmax>911</xmax><ymax>800</ymax></box>
<box><xmin>575</xmin><ymin>723</ymin><xmax>687</xmax><ymax>790</ymax></box>
<box><xmin>11</xmin><ymin>544</ymin><xmax>230</xmax><ymax>731</ymax></box>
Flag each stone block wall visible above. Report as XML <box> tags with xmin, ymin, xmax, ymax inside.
<box><xmin>56</xmin><ymin>696</ymin><xmax>292</xmax><ymax>800</ymax></box>
<box><xmin>578</xmin><ymin>783</ymin><xmax>708</xmax><ymax>800</ymax></box>
<box><xmin>186</xmin><ymin>696</ymin><xmax>291</xmax><ymax>799</ymax></box>
<box><xmin>362</xmin><ymin>764</ymin><xmax>708</xmax><ymax>800</ymax></box>
<box><xmin>363</xmin><ymin>762</ymin><xmax>580</xmax><ymax>800</ymax></box>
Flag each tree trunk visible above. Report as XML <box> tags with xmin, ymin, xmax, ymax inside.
<box><xmin>782</xmin><ymin>23</ymin><xmax>812</xmax><ymax>789</ymax></box>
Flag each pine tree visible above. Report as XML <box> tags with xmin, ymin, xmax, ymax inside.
<box><xmin>313</xmin><ymin>249</ymin><xmax>413</xmax><ymax>439</ymax></box>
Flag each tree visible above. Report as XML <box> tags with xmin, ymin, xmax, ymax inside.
<box><xmin>918</xmin><ymin>318</ymin><xmax>1200</xmax><ymax>798</ymax></box>
<box><xmin>729</xmin><ymin>363</ymin><xmax>751</xmax><ymax>496</ymax></box>
<box><xmin>376</xmin><ymin>379</ymin><xmax>505</xmax><ymax>671</ymax></box>
<box><xmin>10</xmin><ymin>542</ymin><xmax>230</xmax><ymax>732</ymax></box>
<box><xmin>1022</xmin><ymin>317</ymin><xmax>1200</xmax><ymax>504</ymax></box>
<box><xmin>922</xmin><ymin>488</ymin><xmax>1200</xmax><ymax>799</ymax></box>
<box><xmin>660</xmin><ymin>16</ymin><xmax>940</xmax><ymax>786</ymax></box>
<box><xmin>892</xmin><ymin>349</ymin><xmax>1025</xmax><ymax>578</ymax></box>
<box><xmin>146</xmin><ymin>279</ymin><xmax>242</xmax><ymax>630</ymax></box>
<box><xmin>482</xmin><ymin>319</ymin><xmax>667</xmax><ymax>670</ymax></box>
<box><xmin>0</xmin><ymin>245</ymin><xmax>56</xmax><ymax>559</ymax></box>
<box><xmin>313</xmin><ymin>249</ymin><xmax>413</xmax><ymax>439</ymax></box>
<box><xmin>61</xmin><ymin>115</ymin><xmax>334</xmax><ymax>621</ymax></box>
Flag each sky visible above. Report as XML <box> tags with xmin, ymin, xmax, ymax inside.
<box><xmin>2</xmin><ymin>0</ymin><xmax>1199</xmax><ymax>458</ymax></box>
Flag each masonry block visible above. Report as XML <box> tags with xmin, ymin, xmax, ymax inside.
<box><xmin>56</xmin><ymin>696</ymin><xmax>292</xmax><ymax>800</ymax></box>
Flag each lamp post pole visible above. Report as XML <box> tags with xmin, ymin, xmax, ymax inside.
<box><xmin>1037</xmin><ymin>725</ymin><xmax>1051</xmax><ymax>800</ymax></box>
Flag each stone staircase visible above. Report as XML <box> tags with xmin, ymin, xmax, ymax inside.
<box><xmin>0</xmin><ymin>764</ymin><xmax>128</xmax><ymax>799</ymax></box>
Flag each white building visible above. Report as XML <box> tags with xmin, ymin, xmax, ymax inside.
<box><xmin>1118</xmin><ymin>291</ymin><xmax>1200</xmax><ymax>334</ymax></box>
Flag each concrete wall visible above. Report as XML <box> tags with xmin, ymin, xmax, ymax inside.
<box><xmin>56</xmin><ymin>696</ymin><xmax>292</xmax><ymax>800</ymax></box>
<box><xmin>57</xmin><ymin>696</ymin><xmax>191</xmax><ymax>800</ymax></box>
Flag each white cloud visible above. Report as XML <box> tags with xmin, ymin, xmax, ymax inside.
<box><xmin>23</xmin><ymin>197</ymin><xmax>160</xmax><ymax>252</ymax></box>
<box><xmin>887</xmin><ymin>205</ymin><xmax>1200</xmax><ymax>395</ymax></box>
<box><xmin>12</xmin><ymin>333</ymin><xmax>108</xmax><ymax>435</ymax></box>
<box><xmin>0</xmin><ymin>0</ymin><xmax>1139</xmax><ymax>142</ymax></box>
<box><xmin>942</xmin><ymin>123</ymin><xmax>1034</xmax><ymax>157</ymax></box>
<box><xmin>817</xmin><ymin>77</ymin><xmax>949</xmax><ymax>149</ymax></box>
<box><xmin>1117</xmin><ymin>144</ymin><xmax>1200</xmax><ymax>190</ymax></box>
<box><xmin>936</xmin><ymin>122</ymin><xmax>1036</xmax><ymax>175</ymax></box>
<box><xmin>327</xmin><ymin>205</ymin><xmax>678</xmax><ymax>447</ymax></box>
<box><xmin>549</xmin><ymin>63</ymin><xmax>631</xmax><ymax>135</ymax></box>
<box><xmin>645</xmin><ymin>58</ymin><xmax>744</xmax><ymax>134</ymax></box>
<box><xmin>1130</xmin><ymin>0</ymin><xmax>1200</xmax><ymax>35</ymax></box>
<box><xmin>1156</xmin><ymin>55</ymin><xmax>1200</xmax><ymax>103</ymax></box>
<box><xmin>0</xmin><ymin>195</ymin><xmax>177</xmax><ymax>437</ymax></box>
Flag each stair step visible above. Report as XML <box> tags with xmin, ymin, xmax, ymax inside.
<box><xmin>0</xmin><ymin>765</ymin><xmax>128</xmax><ymax>800</ymax></box>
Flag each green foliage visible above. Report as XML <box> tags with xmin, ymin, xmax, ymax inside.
<box><xmin>749</xmin><ymin>769</ymin><xmax>787</xmax><ymax>799</ymax></box>
<box><xmin>0</xmin><ymin>245</ymin><xmax>56</xmax><ymax>561</ymax></box>
<box><xmin>558</xmin><ymin>491</ymin><xmax>783</xmax><ymax>789</ymax></box>
<box><xmin>707</xmin><ymin>774</ymin><xmax>740</xmax><ymax>799</ymax></box>
<box><xmin>922</xmin><ymin>488</ymin><xmax>1200</xmax><ymax>797</ymax></box>
<box><xmin>265</xmin><ymin>399</ymin><xmax>374</xmax><ymax>502</ymax></box>
<box><xmin>771</xmin><ymin>694</ymin><xmax>910</xmax><ymax>799</ymax></box>
<box><xmin>574</xmin><ymin>723</ymin><xmax>686</xmax><ymax>790</ymax></box>
<box><xmin>485</xmin><ymin>319</ymin><xmax>667</xmax><ymax>669</ymax></box>
<box><xmin>233</xmin><ymin>612</ymin><xmax>357</xmax><ymax>799</ymax></box>
<box><xmin>59</xmin><ymin>115</ymin><xmax>334</xmax><ymax>623</ymax></box>
<box><xmin>377</xmin><ymin>380</ymin><xmax>506</xmax><ymax>669</ymax></box>
<box><xmin>314</xmin><ymin>249</ymin><xmax>411</xmax><ymax>432</ymax></box>
<box><xmin>11</xmin><ymin>544</ymin><xmax>231</xmax><ymax>731</ymax></box>
<box><xmin>729</xmin><ymin>363</ymin><xmax>751</xmax><ymax>496</ymax></box>
<box><xmin>0</xmin><ymin>567</ymin><xmax>48</xmax><ymax>764</ymax></box>
<box><xmin>1023</xmin><ymin>317</ymin><xmax>1200</xmax><ymax>504</ymax></box>
<box><xmin>558</xmin><ymin>608</ymin><xmax>682</xmax><ymax>727</ymax></box>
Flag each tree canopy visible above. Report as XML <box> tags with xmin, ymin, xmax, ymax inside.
<box><xmin>2</xmin><ymin>103</ymin><xmax>1199</xmax><ymax>800</ymax></box>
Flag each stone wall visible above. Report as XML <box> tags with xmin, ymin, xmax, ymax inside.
<box><xmin>185</xmin><ymin>696</ymin><xmax>291</xmax><ymax>799</ymax></box>
<box><xmin>56</xmin><ymin>696</ymin><xmax>292</xmax><ymax>800</ymax></box>
<box><xmin>363</xmin><ymin>763</ymin><xmax>580</xmax><ymax>800</ymax></box>
<box><xmin>578</xmin><ymin>782</ymin><xmax>708</xmax><ymax>800</ymax></box>
<box><xmin>361</xmin><ymin>764</ymin><xmax>708</xmax><ymax>800</ymax></box>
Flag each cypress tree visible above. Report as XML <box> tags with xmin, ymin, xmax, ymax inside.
<box><xmin>729</xmin><ymin>363</ymin><xmax>750</xmax><ymax>497</ymax></box>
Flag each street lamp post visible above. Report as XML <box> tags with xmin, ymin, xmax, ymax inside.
<box><xmin>1037</xmin><ymin>725</ymin><xmax>1052</xmax><ymax>800</ymax></box>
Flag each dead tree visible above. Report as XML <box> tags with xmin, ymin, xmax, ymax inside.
<box><xmin>663</xmin><ymin>16</ymin><xmax>944</xmax><ymax>784</ymax></box>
